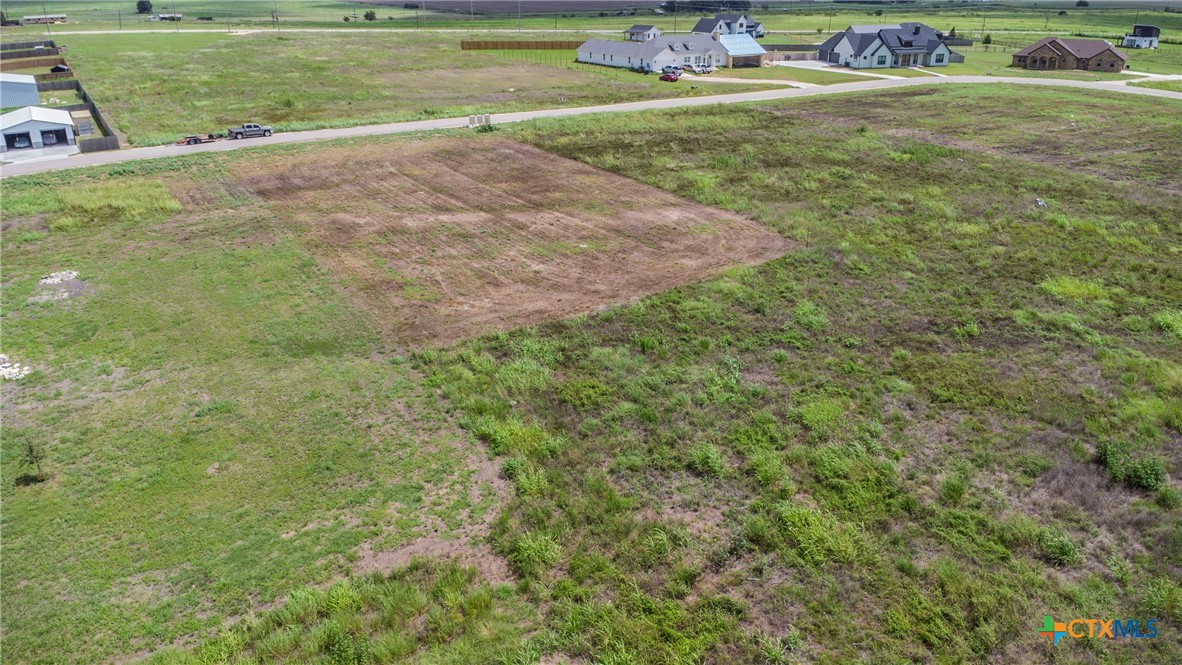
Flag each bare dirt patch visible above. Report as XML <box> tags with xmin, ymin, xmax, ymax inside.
<box><xmin>237</xmin><ymin>136</ymin><xmax>792</xmax><ymax>346</ymax></box>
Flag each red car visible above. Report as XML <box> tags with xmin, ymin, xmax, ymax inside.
<box><xmin>659</xmin><ymin>73</ymin><xmax>680</xmax><ymax>82</ymax></box>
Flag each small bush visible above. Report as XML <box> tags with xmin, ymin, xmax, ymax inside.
<box><xmin>1039</xmin><ymin>530</ymin><xmax>1082</xmax><ymax>566</ymax></box>
<box><xmin>510</xmin><ymin>532</ymin><xmax>561</xmax><ymax>578</ymax></box>
<box><xmin>689</xmin><ymin>443</ymin><xmax>726</xmax><ymax>478</ymax></box>
<box><xmin>1152</xmin><ymin>310</ymin><xmax>1182</xmax><ymax>339</ymax></box>
<box><xmin>792</xmin><ymin>300</ymin><xmax>828</xmax><ymax>331</ymax></box>
<box><xmin>1038</xmin><ymin>275</ymin><xmax>1109</xmax><ymax>304</ymax></box>
<box><xmin>1156</xmin><ymin>486</ymin><xmax>1181</xmax><ymax>509</ymax></box>
<box><xmin>1126</xmin><ymin>457</ymin><xmax>1167</xmax><ymax>491</ymax></box>
<box><xmin>939</xmin><ymin>473</ymin><xmax>970</xmax><ymax>506</ymax></box>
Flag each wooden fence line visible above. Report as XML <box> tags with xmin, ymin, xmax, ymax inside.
<box><xmin>0</xmin><ymin>55</ymin><xmax>66</xmax><ymax>71</ymax></box>
<box><xmin>0</xmin><ymin>40</ymin><xmax>55</xmax><ymax>51</ymax></box>
<box><xmin>461</xmin><ymin>40</ymin><xmax>583</xmax><ymax>50</ymax></box>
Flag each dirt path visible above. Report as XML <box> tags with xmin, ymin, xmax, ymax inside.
<box><xmin>3</xmin><ymin>75</ymin><xmax>1180</xmax><ymax>179</ymax></box>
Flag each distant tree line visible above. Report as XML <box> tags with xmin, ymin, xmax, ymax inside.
<box><xmin>660</xmin><ymin>1</ymin><xmax>753</xmax><ymax>13</ymax></box>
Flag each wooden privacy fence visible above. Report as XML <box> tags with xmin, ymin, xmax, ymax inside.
<box><xmin>34</xmin><ymin>78</ymin><xmax>121</xmax><ymax>153</ymax></box>
<box><xmin>0</xmin><ymin>55</ymin><xmax>66</xmax><ymax>71</ymax></box>
<box><xmin>461</xmin><ymin>40</ymin><xmax>583</xmax><ymax>50</ymax></box>
<box><xmin>1</xmin><ymin>47</ymin><xmax>62</xmax><ymax>60</ymax></box>
<box><xmin>1</xmin><ymin>40</ymin><xmax>56</xmax><ymax>51</ymax></box>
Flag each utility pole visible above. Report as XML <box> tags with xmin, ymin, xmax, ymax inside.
<box><xmin>1044</xmin><ymin>11</ymin><xmax>1049</xmax><ymax>31</ymax></box>
<box><xmin>41</xmin><ymin>0</ymin><xmax>52</xmax><ymax>36</ymax></box>
<box><xmin>118</xmin><ymin>10</ymin><xmax>122</xmax><ymax>30</ymax></box>
<box><xmin>273</xmin><ymin>0</ymin><xmax>279</xmax><ymax>31</ymax></box>
<box><xmin>517</xmin><ymin>0</ymin><xmax>522</xmax><ymax>33</ymax></box>
<box><xmin>981</xmin><ymin>6</ymin><xmax>986</xmax><ymax>40</ymax></box>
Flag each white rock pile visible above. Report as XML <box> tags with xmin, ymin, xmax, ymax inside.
<box><xmin>40</xmin><ymin>270</ymin><xmax>79</xmax><ymax>286</ymax></box>
<box><xmin>0</xmin><ymin>354</ymin><xmax>32</xmax><ymax>381</ymax></box>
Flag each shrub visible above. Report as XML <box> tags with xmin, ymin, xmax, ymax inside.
<box><xmin>1152</xmin><ymin>310</ymin><xmax>1182</xmax><ymax>339</ymax></box>
<box><xmin>1038</xmin><ymin>275</ymin><xmax>1109</xmax><ymax>304</ymax></box>
<box><xmin>939</xmin><ymin>473</ymin><xmax>970</xmax><ymax>506</ymax></box>
<box><xmin>773</xmin><ymin>504</ymin><xmax>865</xmax><ymax>565</ymax></box>
<box><xmin>1126</xmin><ymin>457</ymin><xmax>1166</xmax><ymax>491</ymax></box>
<box><xmin>792</xmin><ymin>300</ymin><xmax>828</xmax><ymax>331</ymax></box>
<box><xmin>1039</xmin><ymin>530</ymin><xmax>1082</xmax><ymax>566</ymax></box>
<box><xmin>689</xmin><ymin>443</ymin><xmax>726</xmax><ymax>478</ymax></box>
<box><xmin>1156</xmin><ymin>486</ymin><xmax>1181</xmax><ymax>510</ymax></box>
<box><xmin>510</xmin><ymin>532</ymin><xmax>561</xmax><ymax>578</ymax></box>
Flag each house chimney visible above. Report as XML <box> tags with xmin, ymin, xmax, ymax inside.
<box><xmin>913</xmin><ymin>25</ymin><xmax>920</xmax><ymax>35</ymax></box>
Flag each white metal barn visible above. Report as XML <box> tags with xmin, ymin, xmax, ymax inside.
<box><xmin>1</xmin><ymin>73</ymin><xmax>42</xmax><ymax>108</ymax></box>
<box><xmin>1</xmin><ymin>106</ymin><xmax>76</xmax><ymax>152</ymax></box>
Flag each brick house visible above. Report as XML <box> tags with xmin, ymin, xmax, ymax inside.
<box><xmin>1012</xmin><ymin>37</ymin><xmax>1127</xmax><ymax>72</ymax></box>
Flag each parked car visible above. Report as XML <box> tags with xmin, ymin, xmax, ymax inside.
<box><xmin>688</xmin><ymin>64</ymin><xmax>715</xmax><ymax>74</ymax></box>
<box><xmin>11</xmin><ymin>135</ymin><xmax>31</xmax><ymax>149</ymax></box>
<box><xmin>659</xmin><ymin>73</ymin><xmax>680</xmax><ymax>82</ymax></box>
<box><xmin>226</xmin><ymin>123</ymin><xmax>273</xmax><ymax>140</ymax></box>
<box><xmin>661</xmin><ymin>65</ymin><xmax>683</xmax><ymax>75</ymax></box>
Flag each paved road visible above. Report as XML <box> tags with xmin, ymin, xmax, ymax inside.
<box><xmin>3</xmin><ymin>76</ymin><xmax>1179</xmax><ymax>179</ymax></box>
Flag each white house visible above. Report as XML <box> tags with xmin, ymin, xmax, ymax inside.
<box><xmin>1</xmin><ymin>73</ymin><xmax>42</xmax><ymax>108</ymax></box>
<box><xmin>1</xmin><ymin>106</ymin><xmax>76</xmax><ymax>152</ymax></box>
<box><xmin>692</xmin><ymin>13</ymin><xmax>766</xmax><ymax>38</ymax></box>
<box><xmin>624</xmin><ymin>25</ymin><xmax>663</xmax><ymax>42</ymax></box>
<box><xmin>1122</xmin><ymin>24</ymin><xmax>1160</xmax><ymax>49</ymax></box>
<box><xmin>577</xmin><ymin>35</ymin><xmax>726</xmax><ymax>72</ymax></box>
<box><xmin>818</xmin><ymin>23</ymin><xmax>960</xmax><ymax>69</ymax></box>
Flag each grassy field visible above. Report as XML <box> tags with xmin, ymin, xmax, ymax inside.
<box><xmin>1132</xmin><ymin>78</ymin><xmax>1182</xmax><ymax>93</ymax></box>
<box><xmin>50</xmin><ymin>31</ymin><xmax>770</xmax><ymax>146</ymax></box>
<box><xmin>2</xmin><ymin>0</ymin><xmax>1181</xmax><ymax>37</ymax></box>
<box><xmin>3</xmin><ymin>84</ymin><xmax>1181</xmax><ymax>664</ymax></box>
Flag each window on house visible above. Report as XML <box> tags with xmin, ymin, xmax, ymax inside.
<box><xmin>935</xmin><ymin>53</ymin><xmax>945</xmax><ymax>63</ymax></box>
<box><xmin>877</xmin><ymin>55</ymin><xmax>887</xmax><ymax>65</ymax></box>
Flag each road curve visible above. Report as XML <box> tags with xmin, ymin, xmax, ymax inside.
<box><xmin>2</xmin><ymin>76</ymin><xmax>1178</xmax><ymax>179</ymax></box>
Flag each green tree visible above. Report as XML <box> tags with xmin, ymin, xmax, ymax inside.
<box><xmin>983</xmin><ymin>34</ymin><xmax>992</xmax><ymax>45</ymax></box>
<box><xmin>1076</xmin><ymin>0</ymin><xmax>1089</xmax><ymax>6</ymax></box>
<box><xmin>21</xmin><ymin>441</ymin><xmax>47</xmax><ymax>478</ymax></box>
<box><xmin>364</xmin><ymin>10</ymin><xmax>377</xmax><ymax>21</ymax></box>
<box><xmin>136</xmin><ymin>0</ymin><xmax>153</xmax><ymax>14</ymax></box>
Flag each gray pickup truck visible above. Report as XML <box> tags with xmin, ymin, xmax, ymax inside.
<box><xmin>226</xmin><ymin>123</ymin><xmax>273</xmax><ymax>139</ymax></box>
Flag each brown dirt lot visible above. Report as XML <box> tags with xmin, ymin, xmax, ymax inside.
<box><xmin>238</xmin><ymin>136</ymin><xmax>792</xmax><ymax>345</ymax></box>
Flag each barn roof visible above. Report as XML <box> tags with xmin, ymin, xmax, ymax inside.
<box><xmin>0</xmin><ymin>72</ymin><xmax>38</xmax><ymax>85</ymax></box>
<box><xmin>0</xmin><ymin>106</ymin><xmax>75</xmax><ymax>129</ymax></box>
<box><xmin>719</xmin><ymin>34</ymin><xmax>767</xmax><ymax>57</ymax></box>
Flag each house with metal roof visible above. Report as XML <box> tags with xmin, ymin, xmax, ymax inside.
<box><xmin>577</xmin><ymin>35</ymin><xmax>727</xmax><ymax>72</ymax></box>
<box><xmin>1122</xmin><ymin>24</ymin><xmax>1160</xmax><ymax>49</ymax></box>
<box><xmin>1012</xmin><ymin>37</ymin><xmax>1126</xmax><ymax>72</ymax></box>
<box><xmin>1</xmin><ymin>106</ymin><xmax>76</xmax><ymax>153</ymax></box>
<box><xmin>625</xmin><ymin>25</ymin><xmax>663</xmax><ymax>42</ymax></box>
<box><xmin>692</xmin><ymin>13</ymin><xmax>766</xmax><ymax>39</ymax></box>
<box><xmin>818</xmin><ymin>23</ymin><xmax>961</xmax><ymax>69</ymax></box>
<box><xmin>1</xmin><ymin>73</ymin><xmax>42</xmax><ymax>108</ymax></box>
<box><xmin>718</xmin><ymin>34</ymin><xmax>768</xmax><ymax>68</ymax></box>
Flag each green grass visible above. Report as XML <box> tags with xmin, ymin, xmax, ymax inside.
<box><xmin>3</xmin><ymin>83</ymin><xmax>1181</xmax><ymax>664</ymax></box>
<box><xmin>1132</xmin><ymin>78</ymin><xmax>1182</xmax><ymax>93</ymax></box>
<box><xmin>707</xmin><ymin>65</ymin><xmax>873</xmax><ymax>85</ymax></box>
<box><xmin>3</xmin><ymin>1</ymin><xmax>1182</xmax><ymax>37</ymax></box>
<box><xmin>57</xmin><ymin>31</ymin><xmax>771</xmax><ymax>145</ymax></box>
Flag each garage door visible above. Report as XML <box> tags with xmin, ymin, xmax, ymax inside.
<box><xmin>4</xmin><ymin>132</ymin><xmax>33</xmax><ymax>150</ymax></box>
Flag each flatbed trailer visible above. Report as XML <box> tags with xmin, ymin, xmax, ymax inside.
<box><xmin>175</xmin><ymin>134</ymin><xmax>221</xmax><ymax>146</ymax></box>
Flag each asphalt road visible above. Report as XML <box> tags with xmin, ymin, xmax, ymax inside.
<box><xmin>2</xmin><ymin>76</ymin><xmax>1179</xmax><ymax>179</ymax></box>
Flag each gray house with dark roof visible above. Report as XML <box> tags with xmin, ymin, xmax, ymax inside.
<box><xmin>818</xmin><ymin>23</ymin><xmax>961</xmax><ymax>69</ymax></box>
<box><xmin>692</xmin><ymin>13</ymin><xmax>766</xmax><ymax>39</ymax></box>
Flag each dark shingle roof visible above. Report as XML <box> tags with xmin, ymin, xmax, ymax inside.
<box><xmin>1015</xmin><ymin>37</ymin><xmax>1125</xmax><ymax>60</ymax></box>
<box><xmin>692</xmin><ymin>17</ymin><xmax>722</xmax><ymax>34</ymax></box>
<box><xmin>626</xmin><ymin>24</ymin><xmax>655</xmax><ymax>34</ymax></box>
